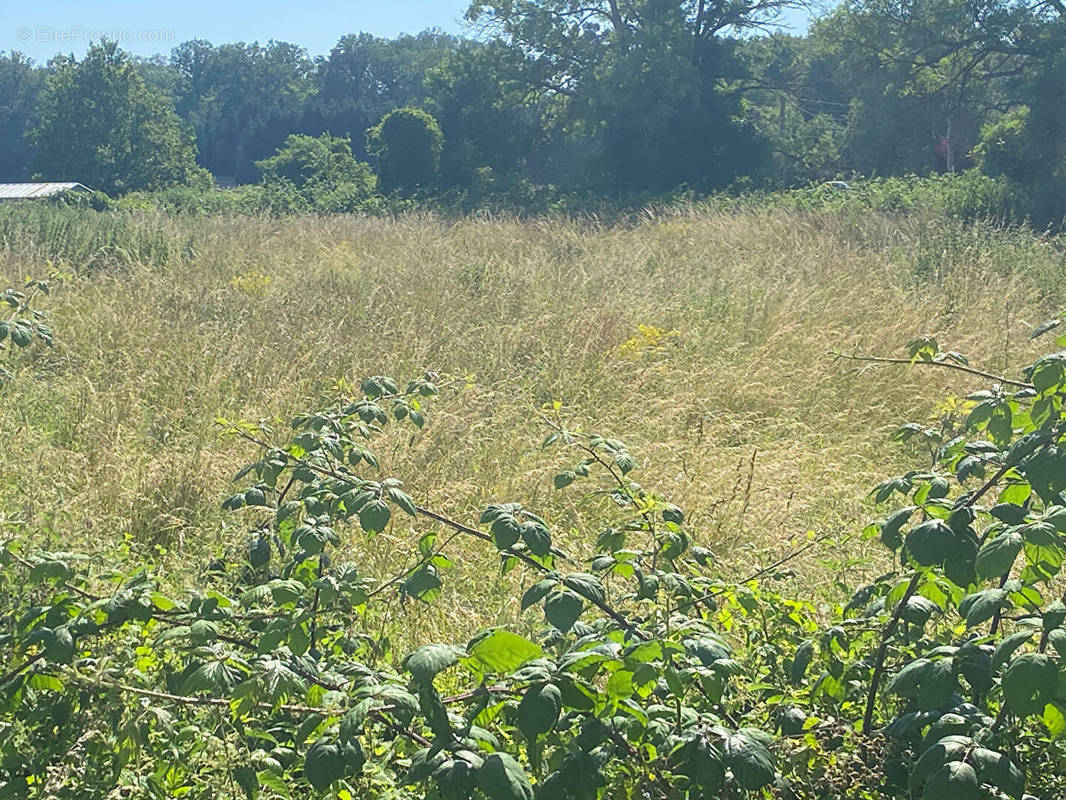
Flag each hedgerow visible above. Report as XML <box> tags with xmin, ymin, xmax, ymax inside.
<box><xmin>1</xmin><ymin>278</ymin><xmax>1065</xmax><ymax>799</ymax></box>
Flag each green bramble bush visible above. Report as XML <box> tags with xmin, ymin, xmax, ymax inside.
<box><xmin>1</xmin><ymin>279</ymin><xmax>1065</xmax><ymax>799</ymax></box>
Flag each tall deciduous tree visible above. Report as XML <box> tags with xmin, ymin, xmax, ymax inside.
<box><xmin>31</xmin><ymin>41</ymin><xmax>205</xmax><ymax>194</ymax></box>
<box><xmin>170</xmin><ymin>40</ymin><xmax>316</xmax><ymax>180</ymax></box>
<box><xmin>813</xmin><ymin>0</ymin><xmax>1058</xmax><ymax>175</ymax></box>
<box><xmin>465</xmin><ymin>0</ymin><xmax>801</xmax><ymax>190</ymax></box>
<box><xmin>0</xmin><ymin>51</ymin><xmax>44</xmax><ymax>181</ymax></box>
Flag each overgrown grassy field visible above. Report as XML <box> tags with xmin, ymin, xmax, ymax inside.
<box><xmin>2</xmin><ymin>205</ymin><xmax>1064</xmax><ymax>647</ymax></box>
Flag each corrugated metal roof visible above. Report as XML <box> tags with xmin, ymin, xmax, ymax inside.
<box><xmin>0</xmin><ymin>182</ymin><xmax>91</xmax><ymax>200</ymax></box>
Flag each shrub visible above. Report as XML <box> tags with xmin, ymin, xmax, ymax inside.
<box><xmin>256</xmin><ymin>133</ymin><xmax>377</xmax><ymax>211</ymax></box>
<box><xmin>367</xmin><ymin>107</ymin><xmax>445</xmax><ymax>195</ymax></box>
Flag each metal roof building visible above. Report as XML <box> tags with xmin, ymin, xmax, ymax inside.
<box><xmin>0</xmin><ymin>182</ymin><xmax>92</xmax><ymax>201</ymax></box>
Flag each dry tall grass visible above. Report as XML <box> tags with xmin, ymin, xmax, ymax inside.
<box><xmin>1</xmin><ymin>207</ymin><xmax>1062</xmax><ymax>644</ymax></box>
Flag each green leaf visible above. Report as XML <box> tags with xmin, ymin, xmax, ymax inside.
<box><xmin>562</xmin><ymin>573</ymin><xmax>605</xmax><ymax>606</ymax></box>
<box><xmin>553</xmin><ymin>471</ymin><xmax>576</xmax><ymax>489</ymax></box>
<box><xmin>1030</xmin><ymin>318</ymin><xmax>1061</xmax><ymax>340</ymax></box>
<box><xmin>520</xmin><ymin>521</ymin><xmax>552</xmax><ymax>557</ymax></box>
<box><xmin>189</xmin><ymin>619</ymin><xmax>219</xmax><ymax>645</ymax></box>
<box><xmin>477</xmin><ymin>753</ymin><xmax>534</xmax><ymax>800</ymax></box>
<box><xmin>975</xmin><ymin>532</ymin><xmax>1023</xmax><ymax>580</ymax></box>
<box><xmin>1022</xmin><ymin>447</ymin><xmax>1066</xmax><ymax>503</ymax></box>
<box><xmin>906</xmin><ymin>520</ymin><xmax>955</xmax><ymax>567</ymax></box>
<box><xmin>358</xmin><ymin>500</ymin><xmax>391</xmax><ymax>534</ymax></box>
<box><xmin>1002</xmin><ymin>653</ymin><xmax>1058</xmax><ymax>716</ymax></box>
<box><xmin>672</xmin><ymin>736</ymin><xmax>725</xmax><ymax>792</ymax></box>
<box><xmin>404</xmin><ymin>644</ymin><xmax>460</xmax><ymax>684</ymax></box>
<box><xmin>304</xmin><ymin>737</ymin><xmax>361</xmax><ymax>793</ymax></box>
<box><xmin>969</xmin><ymin>748</ymin><xmax>1024</xmax><ymax>799</ymax></box>
<box><xmin>490</xmin><ymin>515</ymin><xmax>521</xmax><ymax>550</ymax></box>
<box><xmin>606</xmin><ymin>669</ymin><xmax>635</xmax><ymax>702</ymax></box>
<box><xmin>544</xmin><ymin>590</ymin><xmax>584</xmax><ymax>632</ymax></box>
<box><xmin>881</xmin><ymin>506</ymin><xmax>915</xmax><ymax>549</ymax></box>
<box><xmin>520</xmin><ymin>578</ymin><xmax>558</xmax><ymax>611</ymax></box>
<box><xmin>404</xmin><ymin>565</ymin><xmax>442</xmax><ymax>603</ymax></box>
<box><xmin>923</xmin><ymin>761</ymin><xmax>979</xmax><ymax>800</ymax></box>
<box><xmin>910</xmin><ymin>736</ymin><xmax>971</xmax><ymax>794</ymax></box>
<box><xmin>958</xmin><ymin>588</ymin><xmax>1009</xmax><ymax>627</ymax></box>
<box><xmin>517</xmin><ymin>683</ymin><xmax>561</xmax><ymax>740</ymax></box>
<box><xmin>917</xmin><ymin>658</ymin><xmax>958</xmax><ymax>710</ymax></box>
<box><xmin>992</xmin><ymin>631</ymin><xmax>1034</xmax><ymax>669</ymax></box>
<box><xmin>467</xmin><ymin>629</ymin><xmax>542</xmax><ymax>674</ymax></box>
<box><xmin>1044</xmin><ymin>700</ymin><xmax>1066</xmax><ymax>738</ymax></box>
<box><xmin>790</xmin><ymin>640</ymin><xmax>814</xmax><ymax>685</ymax></box>
<box><xmin>662</xmin><ymin>505</ymin><xmax>684</xmax><ymax>525</ymax></box>
<box><xmin>45</xmin><ymin>626</ymin><xmax>75</xmax><ymax>665</ymax></box>
<box><xmin>386</xmin><ymin>487</ymin><xmax>417</xmax><ymax>517</ymax></box>
<box><xmin>722</xmin><ymin>729</ymin><xmax>776</xmax><ymax>791</ymax></box>
<box><xmin>901</xmin><ymin>596</ymin><xmax>940</xmax><ymax>626</ymax></box>
<box><xmin>1048</xmin><ymin>629</ymin><xmax>1066</xmax><ymax>660</ymax></box>
<box><xmin>339</xmin><ymin>699</ymin><xmax>373</xmax><ymax>743</ymax></box>
<box><xmin>887</xmin><ymin>658</ymin><xmax>931</xmax><ymax>696</ymax></box>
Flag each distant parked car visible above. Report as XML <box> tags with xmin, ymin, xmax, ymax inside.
<box><xmin>826</xmin><ymin>180</ymin><xmax>852</xmax><ymax>190</ymax></box>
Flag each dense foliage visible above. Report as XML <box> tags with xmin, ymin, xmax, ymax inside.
<box><xmin>2</xmin><ymin>270</ymin><xmax>1065</xmax><ymax>799</ymax></box>
<box><xmin>30</xmin><ymin>41</ymin><xmax>207</xmax><ymax>196</ymax></box>
<box><xmin>2</xmin><ymin>1</ymin><xmax>1066</xmax><ymax>219</ymax></box>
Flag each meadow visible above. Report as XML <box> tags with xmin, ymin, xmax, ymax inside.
<box><xmin>3</xmin><ymin>202</ymin><xmax>1066</xmax><ymax>799</ymax></box>
<box><xmin>2</xmin><ymin>204</ymin><xmax>1062</xmax><ymax>642</ymax></box>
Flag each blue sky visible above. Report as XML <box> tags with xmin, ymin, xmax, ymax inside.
<box><xmin>1</xmin><ymin>0</ymin><xmax>818</xmax><ymax>63</ymax></box>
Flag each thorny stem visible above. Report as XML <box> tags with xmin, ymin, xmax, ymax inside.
<box><xmin>232</xmin><ymin>428</ymin><xmax>653</xmax><ymax>640</ymax></box>
<box><xmin>829</xmin><ymin>351</ymin><xmax>1034</xmax><ymax>391</ymax></box>
<box><xmin>861</xmin><ymin>571</ymin><xmax>922</xmax><ymax>734</ymax></box>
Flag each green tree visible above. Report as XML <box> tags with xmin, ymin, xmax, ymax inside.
<box><xmin>424</xmin><ymin>40</ymin><xmax>547</xmax><ymax>189</ymax></box>
<box><xmin>31</xmin><ymin>41</ymin><xmax>205</xmax><ymax>195</ymax></box>
<box><xmin>256</xmin><ymin>133</ymin><xmax>378</xmax><ymax>211</ymax></box>
<box><xmin>974</xmin><ymin>24</ymin><xmax>1066</xmax><ymax>226</ymax></box>
<box><xmin>366</xmin><ymin>107</ymin><xmax>444</xmax><ymax>194</ymax></box>
<box><xmin>170</xmin><ymin>39</ymin><xmax>316</xmax><ymax>180</ymax></box>
<box><xmin>0</xmin><ymin>51</ymin><xmax>45</xmax><ymax>181</ymax></box>
<box><xmin>311</xmin><ymin>32</ymin><xmax>459</xmax><ymax>161</ymax></box>
<box><xmin>466</xmin><ymin>1</ymin><xmax>798</xmax><ymax>191</ymax></box>
<box><xmin>813</xmin><ymin>0</ymin><xmax>1057</xmax><ymax>176</ymax></box>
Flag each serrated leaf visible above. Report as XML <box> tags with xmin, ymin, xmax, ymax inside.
<box><xmin>520</xmin><ymin>578</ymin><xmax>558</xmax><ymax>611</ymax></box>
<box><xmin>722</xmin><ymin>729</ymin><xmax>775</xmax><ymax>791</ymax></box>
<box><xmin>970</xmin><ymin>747</ymin><xmax>1024</xmax><ymax>799</ymax></box>
<box><xmin>477</xmin><ymin>753</ymin><xmax>534</xmax><ymax>800</ymax></box>
<box><xmin>544</xmin><ymin>590</ymin><xmax>583</xmax><ymax>632</ymax></box>
<box><xmin>906</xmin><ymin>520</ymin><xmax>955</xmax><ymax>567</ymax></box>
<box><xmin>790</xmin><ymin>640</ymin><xmax>814</xmax><ymax>685</ymax></box>
<box><xmin>304</xmin><ymin>738</ymin><xmax>344</xmax><ymax>792</ymax></box>
<box><xmin>386</xmin><ymin>488</ymin><xmax>417</xmax><ymax>517</ymax></box>
<box><xmin>519</xmin><ymin>521</ymin><xmax>552</xmax><ymax>557</ymax></box>
<box><xmin>923</xmin><ymin>761</ymin><xmax>979</xmax><ymax>800</ymax></box>
<box><xmin>1002</xmin><ymin>653</ymin><xmax>1058</xmax><ymax>715</ymax></box>
<box><xmin>992</xmin><ymin>630</ymin><xmax>1034</xmax><ymax>669</ymax></box>
<box><xmin>358</xmin><ymin>500</ymin><xmax>390</xmax><ymax>534</ymax></box>
<box><xmin>562</xmin><ymin>573</ymin><xmax>605</xmax><ymax>606</ymax></box>
<box><xmin>517</xmin><ymin>683</ymin><xmax>561</xmax><ymax>739</ymax></box>
<box><xmin>958</xmin><ymin>589</ymin><xmax>1009</xmax><ymax>627</ymax></box>
<box><xmin>1030</xmin><ymin>318</ymin><xmax>1061</xmax><ymax>340</ymax></box>
<box><xmin>467</xmin><ymin>629</ymin><xmax>542</xmax><ymax>674</ymax></box>
<box><xmin>975</xmin><ymin>532</ymin><xmax>1023</xmax><ymax>580</ymax></box>
<box><xmin>404</xmin><ymin>644</ymin><xmax>460</xmax><ymax>684</ymax></box>
<box><xmin>910</xmin><ymin>736</ymin><xmax>971</xmax><ymax>794</ymax></box>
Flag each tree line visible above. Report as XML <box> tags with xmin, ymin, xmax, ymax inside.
<box><xmin>2</xmin><ymin>0</ymin><xmax>1065</xmax><ymax>221</ymax></box>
